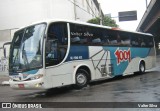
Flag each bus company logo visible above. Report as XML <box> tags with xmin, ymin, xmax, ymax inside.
<box><xmin>114</xmin><ymin>48</ymin><xmax>131</xmax><ymax>65</ymax></box>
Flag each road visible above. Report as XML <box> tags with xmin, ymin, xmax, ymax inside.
<box><xmin>0</xmin><ymin>71</ymin><xmax>160</xmax><ymax>110</ymax></box>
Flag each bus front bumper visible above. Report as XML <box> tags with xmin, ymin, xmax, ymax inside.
<box><xmin>9</xmin><ymin>78</ymin><xmax>45</xmax><ymax>90</ymax></box>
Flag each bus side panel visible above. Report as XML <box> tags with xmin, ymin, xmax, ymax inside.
<box><xmin>105</xmin><ymin>47</ymin><xmax>153</xmax><ymax>76</ymax></box>
<box><xmin>144</xmin><ymin>48</ymin><xmax>156</xmax><ymax>69</ymax></box>
<box><xmin>88</xmin><ymin>46</ymin><xmax>112</xmax><ymax>79</ymax></box>
<box><xmin>66</xmin><ymin>45</ymin><xmax>98</xmax><ymax>80</ymax></box>
<box><xmin>44</xmin><ymin>45</ymin><xmax>96</xmax><ymax>89</ymax></box>
<box><xmin>123</xmin><ymin>47</ymin><xmax>156</xmax><ymax>74</ymax></box>
<box><xmin>45</xmin><ymin>60</ymin><xmax>95</xmax><ymax>89</ymax></box>
<box><xmin>104</xmin><ymin>46</ymin><xmax>130</xmax><ymax>77</ymax></box>
<box><xmin>44</xmin><ymin>64</ymin><xmax>73</xmax><ymax>88</ymax></box>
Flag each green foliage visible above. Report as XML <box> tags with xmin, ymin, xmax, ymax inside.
<box><xmin>87</xmin><ymin>17</ymin><xmax>101</xmax><ymax>25</ymax></box>
<box><xmin>87</xmin><ymin>16</ymin><xmax>118</xmax><ymax>27</ymax></box>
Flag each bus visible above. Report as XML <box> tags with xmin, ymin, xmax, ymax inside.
<box><xmin>8</xmin><ymin>19</ymin><xmax>156</xmax><ymax>90</ymax></box>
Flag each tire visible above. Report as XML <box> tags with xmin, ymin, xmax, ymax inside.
<box><xmin>74</xmin><ymin>69</ymin><xmax>89</xmax><ymax>89</ymax></box>
<box><xmin>139</xmin><ymin>61</ymin><xmax>145</xmax><ymax>74</ymax></box>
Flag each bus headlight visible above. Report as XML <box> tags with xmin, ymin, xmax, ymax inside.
<box><xmin>30</xmin><ymin>74</ymin><xmax>43</xmax><ymax>80</ymax></box>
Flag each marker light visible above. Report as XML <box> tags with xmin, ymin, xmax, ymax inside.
<box><xmin>30</xmin><ymin>74</ymin><xmax>43</xmax><ymax>80</ymax></box>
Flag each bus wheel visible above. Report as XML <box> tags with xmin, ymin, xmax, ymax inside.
<box><xmin>75</xmin><ymin>69</ymin><xmax>88</xmax><ymax>89</ymax></box>
<box><xmin>139</xmin><ymin>61</ymin><xmax>145</xmax><ymax>73</ymax></box>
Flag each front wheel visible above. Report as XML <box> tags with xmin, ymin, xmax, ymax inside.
<box><xmin>74</xmin><ymin>69</ymin><xmax>89</xmax><ymax>89</ymax></box>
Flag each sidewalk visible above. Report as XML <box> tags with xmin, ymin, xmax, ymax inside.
<box><xmin>156</xmin><ymin>55</ymin><xmax>160</xmax><ymax>63</ymax></box>
<box><xmin>0</xmin><ymin>74</ymin><xmax>9</xmax><ymax>86</ymax></box>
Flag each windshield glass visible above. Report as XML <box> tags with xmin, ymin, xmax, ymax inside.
<box><xmin>9</xmin><ymin>24</ymin><xmax>46</xmax><ymax>73</ymax></box>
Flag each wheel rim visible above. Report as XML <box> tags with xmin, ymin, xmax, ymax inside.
<box><xmin>77</xmin><ymin>73</ymin><xmax>86</xmax><ymax>85</ymax></box>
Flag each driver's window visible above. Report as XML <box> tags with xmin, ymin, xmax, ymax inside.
<box><xmin>45</xmin><ymin>22</ymin><xmax>68</xmax><ymax>67</ymax></box>
<box><xmin>46</xmin><ymin>40</ymin><xmax>58</xmax><ymax>59</ymax></box>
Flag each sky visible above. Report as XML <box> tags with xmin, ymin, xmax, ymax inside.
<box><xmin>97</xmin><ymin>0</ymin><xmax>151</xmax><ymax>31</ymax></box>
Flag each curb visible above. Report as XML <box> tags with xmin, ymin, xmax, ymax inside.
<box><xmin>0</xmin><ymin>75</ymin><xmax>10</xmax><ymax>86</ymax></box>
<box><xmin>1</xmin><ymin>81</ymin><xmax>10</xmax><ymax>86</ymax></box>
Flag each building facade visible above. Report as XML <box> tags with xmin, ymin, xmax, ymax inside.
<box><xmin>0</xmin><ymin>0</ymin><xmax>101</xmax><ymax>74</ymax></box>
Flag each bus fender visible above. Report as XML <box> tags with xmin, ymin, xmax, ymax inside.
<box><xmin>72</xmin><ymin>64</ymin><xmax>91</xmax><ymax>84</ymax></box>
<box><xmin>138</xmin><ymin>59</ymin><xmax>145</xmax><ymax>66</ymax></box>
<box><xmin>138</xmin><ymin>59</ymin><xmax>146</xmax><ymax>72</ymax></box>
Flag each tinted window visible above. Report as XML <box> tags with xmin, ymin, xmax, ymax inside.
<box><xmin>70</xmin><ymin>24</ymin><xmax>107</xmax><ymax>46</ymax></box>
<box><xmin>70</xmin><ymin>23</ymin><xmax>154</xmax><ymax>47</ymax></box>
<box><xmin>70</xmin><ymin>24</ymin><xmax>93</xmax><ymax>45</ymax></box>
<box><xmin>131</xmin><ymin>34</ymin><xmax>154</xmax><ymax>47</ymax></box>
<box><xmin>144</xmin><ymin>36</ymin><xmax>154</xmax><ymax>47</ymax></box>
<box><xmin>45</xmin><ymin>22</ymin><xmax>68</xmax><ymax>67</ymax></box>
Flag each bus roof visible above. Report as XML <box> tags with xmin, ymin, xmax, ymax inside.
<box><xmin>19</xmin><ymin>19</ymin><xmax>153</xmax><ymax>36</ymax></box>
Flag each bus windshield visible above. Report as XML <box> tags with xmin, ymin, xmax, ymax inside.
<box><xmin>9</xmin><ymin>23</ymin><xmax>46</xmax><ymax>73</ymax></box>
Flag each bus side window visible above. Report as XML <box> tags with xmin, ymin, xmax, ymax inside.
<box><xmin>109</xmin><ymin>33</ymin><xmax>119</xmax><ymax>45</ymax></box>
<box><xmin>90</xmin><ymin>27</ymin><xmax>102</xmax><ymax>45</ymax></box>
<box><xmin>102</xmin><ymin>36</ymin><xmax>110</xmax><ymax>45</ymax></box>
<box><xmin>101</xmin><ymin>30</ymin><xmax>110</xmax><ymax>45</ymax></box>
<box><xmin>92</xmin><ymin>38</ymin><xmax>101</xmax><ymax>45</ymax></box>
<box><xmin>46</xmin><ymin>22</ymin><xmax>68</xmax><ymax>67</ymax></box>
<box><xmin>149</xmin><ymin>40</ymin><xmax>153</xmax><ymax>47</ymax></box>
<box><xmin>70</xmin><ymin>24</ymin><xmax>83</xmax><ymax>45</ymax></box>
<box><xmin>120</xmin><ymin>33</ymin><xmax>131</xmax><ymax>46</ymax></box>
<box><xmin>146</xmin><ymin>37</ymin><xmax>154</xmax><ymax>47</ymax></box>
<box><xmin>141</xmin><ymin>39</ymin><xmax>146</xmax><ymax>47</ymax></box>
<box><xmin>131</xmin><ymin>36</ymin><xmax>141</xmax><ymax>47</ymax></box>
<box><xmin>131</xmin><ymin>38</ymin><xmax>136</xmax><ymax>46</ymax></box>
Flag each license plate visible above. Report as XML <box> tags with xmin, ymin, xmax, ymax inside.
<box><xmin>18</xmin><ymin>84</ymin><xmax>24</xmax><ymax>88</ymax></box>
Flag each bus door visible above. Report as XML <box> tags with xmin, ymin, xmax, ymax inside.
<box><xmin>45</xmin><ymin>22</ymin><xmax>68</xmax><ymax>67</ymax></box>
<box><xmin>45</xmin><ymin>22</ymin><xmax>72</xmax><ymax>88</ymax></box>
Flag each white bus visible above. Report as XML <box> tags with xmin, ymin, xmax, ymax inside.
<box><xmin>8</xmin><ymin>19</ymin><xmax>156</xmax><ymax>90</ymax></box>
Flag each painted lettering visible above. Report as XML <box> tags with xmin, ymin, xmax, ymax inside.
<box><xmin>114</xmin><ymin>48</ymin><xmax>131</xmax><ymax>65</ymax></box>
<box><xmin>84</xmin><ymin>32</ymin><xmax>93</xmax><ymax>37</ymax></box>
<box><xmin>71</xmin><ymin>32</ymin><xmax>83</xmax><ymax>36</ymax></box>
<box><xmin>71</xmin><ymin>32</ymin><xmax>94</xmax><ymax>37</ymax></box>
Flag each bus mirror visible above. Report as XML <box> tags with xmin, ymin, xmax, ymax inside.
<box><xmin>2</xmin><ymin>42</ymin><xmax>11</xmax><ymax>58</ymax></box>
<box><xmin>3</xmin><ymin>42</ymin><xmax>11</xmax><ymax>47</ymax></box>
<box><xmin>0</xmin><ymin>47</ymin><xmax>6</xmax><ymax>58</ymax></box>
<box><xmin>4</xmin><ymin>48</ymin><xmax>6</xmax><ymax>58</ymax></box>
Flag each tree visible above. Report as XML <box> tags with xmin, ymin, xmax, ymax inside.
<box><xmin>87</xmin><ymin>16</ymin><xmax>118</xmax><ymax>27</ymax></box>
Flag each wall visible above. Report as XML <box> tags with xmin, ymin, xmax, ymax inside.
<box><xmin>75</xmin><ymin>0</ymin><xmax>99</xmax><ymax>21</ymax></box>
<box><xmin>0</xmin><ymin>0</ymin><xmax>100</xmax><ymax>30</ymax></box>
<box><xmin>0</xmin><ymin>29</ymin><xmax>11</xmax><ymax>75</ymax></box>
<box><xmin>0</xmin><ymin>0</ymin><xmax>100</xmax><ymax>75</ymax></box>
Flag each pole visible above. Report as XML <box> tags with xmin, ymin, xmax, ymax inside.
<box><xmin>145</xmin><ymin>0</ymin><xmax>148</xmax><ymax>9</ymax></box>
<box><xmin>74</xmin><ymin>0</ymin><xmax>77</xmax><ymax>20</ymax></box>
<box><xmin>99</xmin><ymin>3</ymin><xmax>102</xmax><ymax>25</ymax></box>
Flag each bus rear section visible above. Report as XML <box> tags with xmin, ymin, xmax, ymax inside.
<box><xmin>69</xmin><ymin>22</ymin><xmax>156</xmax><ymax>80</ymax></box>
<box><xmin>68</xmin><ymin>23</ymin><xmax>156</xmax><ymax>89</ymax></box>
